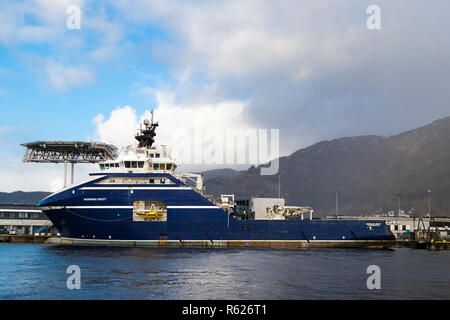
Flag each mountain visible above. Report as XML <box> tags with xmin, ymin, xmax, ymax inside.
<box><xmin>0</xmin><ymin>191</ymin><xmax>51</xmax><ymax>205</ymax></box>
<box><xmin>202</xmin><ymin>116</ymin><xmax>450</xmax><ymax>217</ymax></box>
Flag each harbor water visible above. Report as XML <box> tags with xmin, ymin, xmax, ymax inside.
<box><xmin>0</xmin><ymin>244</ymin><xmax>449</xmax><ymax>300</ymax></box>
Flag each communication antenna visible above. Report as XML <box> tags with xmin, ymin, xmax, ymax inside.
<box><xmin>278</xmin><ymin>175</ymin><xmax>281</xmax><ymax>198</ymax></box>
<box><xmin>135</xmin><ymin>109</ymin><xmax>158</xmax><ymax>148</ymax></box>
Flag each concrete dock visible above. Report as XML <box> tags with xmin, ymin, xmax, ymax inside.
<box><xmin>0</xmin><ymin>234</ymin><xmax>57</xmax><ymax>243</ymax></box>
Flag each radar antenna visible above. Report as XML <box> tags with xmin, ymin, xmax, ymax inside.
<box><xmin>135</xmin><ymin>110</ymin><xmax>159</xmax><ymax>148</ymax></box>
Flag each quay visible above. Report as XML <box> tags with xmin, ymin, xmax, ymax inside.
<box><xmin>0</xmin><ymin>234</ymin><xmax>56</xmax><ymax>243</ymax></box>
<box><xmin>328</xmin><ymin>215</ymin><xmax>450</xmax><ymax>250</ymax></box>
<box><xmin>396</xmin><ymin>228</ymin><xmax>450</xmax><ymax>250</ymax></box>
<box><xmin>395</xmin><ymin>239</ymin><xmax>449</xmax><ymax>250</ymax></box>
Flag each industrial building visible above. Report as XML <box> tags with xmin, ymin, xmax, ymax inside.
<box><xmin>0</xmin><ymin>204</ymin><xmax>58</xmax><ymax>239</ymax></box>
<box><xmin>327</xmin><ymin>215</ymin><xmax>450</xmax><ymax>240</ymax></box>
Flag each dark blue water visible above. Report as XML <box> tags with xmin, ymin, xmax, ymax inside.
<box><xmin>0</xmin><ymin>244</ymin><xmax>448</xmax><ymax>300</ymax></box>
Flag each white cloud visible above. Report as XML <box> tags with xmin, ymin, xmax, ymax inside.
<box><xmin>92</xmin><ymin>106</ymin><xmax>139</xmax><ymax>147</ymax></box>
<box><xmin>0</xmin><ymin>0</ymin><xmax>124</xmax><ymax>91</ymax></box>
<box><xmin>151</xmin><ymin>89</ymin><xmax>249</xmax><ymax>145</ymax></box>
<box><xmin>114</xmin><ymin>0</ymin><xmax>450</xmax><ymax>152</ymax></box>
<box><xmin>92</xmin><ymin>89</ymin><xmax>254</xmax><ymax>168</ymax></box>
<box><xmin>115</xmin><ymin>0</ymin><xmax>336</xmax><ymax>80</ymax></box>
<box><xmin>44</xmin><ymin>58</ymin><xmax>95</xmax><ymax>91</ymax></box>
<box><xmin>0</xmin><ymin>0</ymin><xmax>85</xmax><ymax>45</ymax></box>
<box><xmin>93</xmin><ymin>98</ymin><xmax>249</xmax><ymax>147</ymax></box>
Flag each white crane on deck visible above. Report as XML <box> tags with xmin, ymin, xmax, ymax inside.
<box><xmin>174</xmin><ymin>173</ymin><xmax>204</xmax><ymax>193</ymax></box>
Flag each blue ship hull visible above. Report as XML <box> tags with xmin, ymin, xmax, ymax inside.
<box><xmin>39</xmin><ymin>173</ymin><xmax>395</xmax><ymax>249</ymax></box>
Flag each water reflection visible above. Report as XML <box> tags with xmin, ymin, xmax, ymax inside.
<box><xmin>0</xmin><ymin>244</ymin><xmax>448</xmax><ymax>299</ymax></box>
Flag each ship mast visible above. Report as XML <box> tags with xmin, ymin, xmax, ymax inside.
<box><xmin>135</xmin><ymin>110</ymin><xmax>159</xmax><ymax>148</ymax></box>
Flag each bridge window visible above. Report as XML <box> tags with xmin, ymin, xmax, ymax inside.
<box><xmin>105</xmin><ymin>164</ymin><xmax>110</xmax><ymax>169</ymax></box>
<box><xmin>131</xmin><ymin>161</ymin><xmax>137</xmax><ymax>168</ymax></box>
<box><xmin>153</xmin><ymin>163</ymin><xmax>159</xmax><ymax>170</ymax></box>
<box><xmin>96</xmin><ymin>177</ymin><xmax>174</xmax><ymax>184</ymax></box>
<box><xmin>167</xmin><ymin>164</ymin><xmax>172</xmax><ymax>170</ymax></box>
<box><xmin>125</xmin><ymin>161</ymin><xmax>131</xmax><ymax>168</ymax></box>
<box><xmin>155</xmin><ymin>153</ymin><xmax>160</xmax><ymax>158</ymax></box>
<box><xmin>99</xmin><ymin>164</ymin><xmax>105</xmax><ymax>170</ymax></box>
<box><xmin>115</xmin><ymin>163</ymin><xmax>119</xmax><ymax>168</ymax></box>
<box><xmin>138</xmin><ymin>161</ymin><xmax>144</xmax><ymax>168</ymax></box>
<box><xmin>160</xmin><ymin>163</ymin><xmax>166</xmax><ymax>170</ymax></box>
<box><xmin>150</xmin><ymin>153</ymin><xmax>154</xmax><ymax>158</ymax></box>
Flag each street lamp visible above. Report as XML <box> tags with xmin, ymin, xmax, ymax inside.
<box><xmin>428</xmin><ymin>189</ymin><xmax>432</xmax><ymax>229</ymax></box>
<box><xmin>335</xmin><ymin>191</ymin><xmax>339</xmax><ymax>218</ymax></box>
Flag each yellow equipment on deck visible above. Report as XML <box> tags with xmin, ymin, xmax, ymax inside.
<box><xmin>136</xmin><ymin>210</ymin><xmax>164</xmax><ymax>219</ymax></box>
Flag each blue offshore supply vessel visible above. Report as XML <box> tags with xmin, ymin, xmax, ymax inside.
<box><xmin>39</xmin><ymin>117</ymin><xmax>395</xmax><ymax>249</ymax></box>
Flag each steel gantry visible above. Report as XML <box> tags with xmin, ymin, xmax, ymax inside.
<box><xmin>21</xmin><ymin>141</ymin><xmax>118</xmax><ymax>187</ymax></box>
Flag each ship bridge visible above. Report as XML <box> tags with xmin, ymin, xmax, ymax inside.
<box><xmin>21</xmin><ymin>141</ymin><xmax>118</xmax><ymax>187</ymax></box>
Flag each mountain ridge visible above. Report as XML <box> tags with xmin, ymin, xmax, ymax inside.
<box><xmin>202</xmin><ymin>116</ymin><xmax>450</xmax><ymax>217</ymax></box>
<box><xmin>0</xmin><ymin>191</ymin><xmax>52</xmax><ymax>205</ymax></box>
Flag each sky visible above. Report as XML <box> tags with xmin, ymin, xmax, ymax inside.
<box><xmin>0</xmin><ymin>0</ymin><xmax>450</xmax><ymax>192</ymax></box>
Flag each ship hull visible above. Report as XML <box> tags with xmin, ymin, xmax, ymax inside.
<box><xmin>39</xmin><ymin>173</ymin><xmax>396</xmax><ymax>249</ymax></box>
<box><xmin>43</xmin><ymin>208</ymin><xmax>395</xmax><ymax>249</ymax></box>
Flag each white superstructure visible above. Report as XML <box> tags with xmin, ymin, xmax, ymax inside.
<box><xmin>96</xmin><ymin>116</ymin><xmax>204</xmax><ymax>193</ymax></box>
<box><xmin>97</xmin><ymin>145</ymin><xmax>177</xmax><ymax>174</ymax></box>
